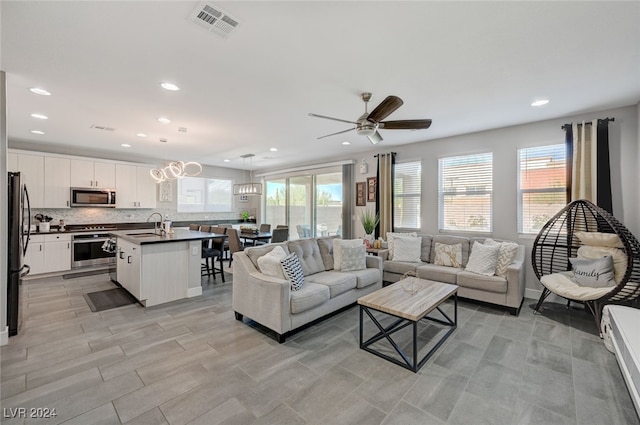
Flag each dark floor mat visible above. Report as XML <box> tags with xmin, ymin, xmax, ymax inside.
<box><xmin>83</xmin><ymin>288</ymin><xmax>137</xmax><ymax>312</ymax></box>
<box><xmin>63</xmin><ymin>269</ymin><xmax>111</xmax><ymax>279</ymax></box>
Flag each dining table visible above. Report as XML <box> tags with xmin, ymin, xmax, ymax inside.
<box><xmin>239</xmin><ymin>231</ymin><xmax>272</xmax><ymax>246</ymax></box>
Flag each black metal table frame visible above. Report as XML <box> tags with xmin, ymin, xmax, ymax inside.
<box><xmin>359</xmin><ymin>294</ymin><xmax>457</xmax><ymax>373</ymax></box>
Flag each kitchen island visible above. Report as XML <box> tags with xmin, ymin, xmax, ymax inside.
<box><xmin>110</xmin><ymin>229</ymin><xmax>226</xmax><ymax>307</ymax></box>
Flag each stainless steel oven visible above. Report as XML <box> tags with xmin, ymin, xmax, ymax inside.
<box><xmin>72</xmin><ymin>233</ymin><xmax>116</xmax><ymax>268</ymax></box>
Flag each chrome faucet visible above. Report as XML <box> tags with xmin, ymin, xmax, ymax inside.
<box><xmin>147</xmin><ymin>212</ymin><xmax>165</xmax><ymax>235</ymax></box>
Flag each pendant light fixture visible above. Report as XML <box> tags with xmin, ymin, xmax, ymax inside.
<box><xmin>150</xmin><ymin>160</ymin><xmax>202</xmax><ymax>183</ymax></box>
<box><xmin>233</xmin><ymin>153</ymin><xmax>262</xmax><ymax>196</ymax></box>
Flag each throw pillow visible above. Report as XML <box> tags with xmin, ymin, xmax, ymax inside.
<box><xmin>280</xmin><ymin>253</ymin><xmax>305</xmax><ymax>291</ymax></box>
<box><xmin>257</xmin><ymin>246</ymin><xmax>288</xmax><ymax>279</ymax></box>
<box><xmin>575</xmin><ymin>231</ymin><xmax>624</xmax><ymax>248</ymax></box>
<box><xmin>391</xmin><ymin>235</ymin><xmax>423</xmax><ymax>262</ymax></box>
<box><xmin>482</xmin><ymin>238</ymin><xmax>519</xmax><ymax>277</ymax></box>
<box><xmin>386</xmin><ymin>232</ymin><xmax>417</xmax><ymax>260</ymax></box>
<box><xmin>341</xmin><ymin>245</ymin><xmax>366</xmax><ymax>271</ymax></box>
<box><xmin>333</xmin><ymin>239</ymin><xmax>365</xmax><ymax>271</ymax></box>
<box><xmin>577</xmin><ymin>245</ymin><xmax>628</xmax><ymax>283</ymax></box>
<box><xmin>465</xmin><ymin>241</ymin><xmax>500</xmax><ymax>276</ymax></box>
<box><xmin>569</xmin><ymin>256</ymin><xmax>616</xmax><ymax>288</ymax></box>
<box><xmin>433</xmin><ymin>243</ymin><xmax>463</xmax><ymax>268</ymax></box>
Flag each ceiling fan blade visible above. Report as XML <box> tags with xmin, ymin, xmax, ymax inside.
<box><xmin>367</xmin><ymin>95</ymin><xmax>404</xmax><ymax>123</ymax></box>
<box><xmin>308</xmin><ymin>113</ymin><xmax>358</xmax><ymax>125</ymax></box>
<box><xmin>317</xmin><ymin>127</ymin><xmax>355</xmax><ymax>140</ymax></box>
<box><xmin>368</xmin><ymin>131</ymin><xmax>383</xmax><ymax>145</ymax></box>
<box><xmin>379</xmin><ymin>119</ymin><xmax>432</xmax><ymax>130</ymax></box>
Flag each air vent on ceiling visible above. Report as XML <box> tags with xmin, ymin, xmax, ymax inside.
<box><xmin>189</xmin><ymin>1</ymin><xmax>240</xmax><ymax>38</ymax></box>
<box><xmin>178</xmin><ymin>127</ymin><xmax>187</xmax><ymax>133</ymax></box>
<box><xmin>159</xmin><ymin>138</ymin><xmax>168</xmax><ymax>143</ymax></box>
<box><xmin>90</xmin><ymin>124</ymin><xmax>115</xmax><ymax>132</ymax></box>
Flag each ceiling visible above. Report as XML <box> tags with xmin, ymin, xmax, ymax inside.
<box><xmin>2</xmin><ymin>1</ymin><xmax>639</xmax><ymax>171</ymax></box>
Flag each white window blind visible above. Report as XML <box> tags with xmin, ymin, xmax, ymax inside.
<box><xmin>439</xmin><ymin>153</ymin><xmax>493</xmax><ymax>232</ymax></box>
<box><xmin>518</xmin><ymin>144</ymin><xmax>566</xmax><ymax>234</ymax></box>
<box><xmin>177</xmin><ymin>176</ymin><xmax>232</xmax><ymax>212</ymax></box>
<box><xmin>394</xmin><ymin>160</ymin><xmax>421</xmax><ymax>230</ymax></box>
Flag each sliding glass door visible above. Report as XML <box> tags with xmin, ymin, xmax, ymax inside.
<box><xmin>264</xmin><ymin>168</ymin><xmax>343</xmax><ymax>240</ymax></box>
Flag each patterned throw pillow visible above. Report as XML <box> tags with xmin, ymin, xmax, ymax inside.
<box><xmin>569</xmin><ymin>256</ymin><xmax>616</xmax><ymax>288</ymax></box>
<box><xmin>341</xmin><ymin>245</ymin><xmax>366</xmax><ymax>271</ymax></box>
<box><xmin>392</xmin><ymin>236</ymin><xmax>423</xmax><ymax>262</ymax></box>
<box><xmin>386</xmin><ymin>232</ymin><xmax>417</xmax><ymax>259</ymax></box>
<box><xmin>465</xmin><ymin>241</ymin><xmax>500</xmax><ymax>276</ymax></box>
<box><xmin>433</xmin><ymin>243</ymin><xmax>463</xmax><ymax>268</ymax></box>
<box><xmin>333</xmin><ymin>239</ymin><xmax>365</xmax><ymax>271</ymax></box>
<box><xmin>484</xmin><ymin>238</ymin><xmax>519</xmax><ymax>277</ymax></box>
<box><xmin>280</xmin><ymin>253</ymin><xmax>305</xmax><ymax>291</ymax></box>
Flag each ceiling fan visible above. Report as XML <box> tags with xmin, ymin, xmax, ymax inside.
<box><xmin>308</xmin><ymin>92</ymin><xmax>432</xmax><ymax>144</ymax></box>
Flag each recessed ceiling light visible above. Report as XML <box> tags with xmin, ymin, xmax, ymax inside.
<box><xmin>121</xmin><ymin>143</ymin><xmax>131</xmax><ymax>148</ymax></box>
<box><xmin>223</xmin><ymin>159</ymin><xmax>231</xmax><ymax>163</ymax></box>
<box><xmin>30</xmin><ymin>130</ymin><xmax>45</xmax><ymax>135</ymax></box>
<box><xmin>30</xmin><ymin>113</ymin><xmax>48</xmax><ymax>119</ymax></box>
<box><xmin>157</xmin><ymin>117</ymin><xmax>171</xmax><ymax>124</ymax></box>
<box><xmin>136</xmin><ymin>133</ymin><xmax>148</xmax><ymax>138</ymax></box>
<box><xmin>160</xmin><ymin>82</ymin><xmax>180</xmax><ymax>91</ymax></box>
<box><xmin>30</xmin><ymin>87</ymin><xmax>51</xmax><ymax>96</ymax></box>
<box><xmin>342</xmin><ymin>141</ymin><xmax>350</xmax><ymax>145</ymax></box>
<box><xmin>531</xmin><ymin>99</ymin><xmax>549</xmax><ymax>107</ymax></box>
<box><xmin>270</xmin><ymin>147</ymin><xmax>278</xmax><ymax>152</ymax></box>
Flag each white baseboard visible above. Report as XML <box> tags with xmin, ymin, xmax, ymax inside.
<box><xmin>0</xmin><ymin>326</ymin><xmax>8</xmax><ymax>346</ymax></box>
<box><xmin>188</xmin><ymin>287</ymin><xmax>203</xmax><ymax>298</ymax></box>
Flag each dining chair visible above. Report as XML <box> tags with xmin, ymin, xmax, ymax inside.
<box><xmin>189</xmin><ymin>224</ymin><xmax>200</xmax><ymax>231</ymax></box>
<box><xmin>200</xmin><ymin>226</ymin><xmax>225</xmax><ymax>282</ymax></box>
<box><xmin>219</xmin><ymin>223</ymin><xmax>233</xmax><ymax>229</ymax></box>
<box><xmin>270</xmin><ymin>227</ymin><xmax>289</xmax><ymax>243</ymax></box>
<box><xmin>226</xmin><ymin>228</ymin><xmax>245</xmax><ymax>267</ymax></box>
<box><xmin>259</xmin><ymin>223</ymin><xmax>271</xmax><ymax>233</ymax></box>
<box><xmin>211</xmin><ymin>226</ymin><xmax>230</xmax><ymax>262</ymax></box>
<box><xmin>276</xmin><ymin>225</ymin><xmax>288</xmax><ymax>229</ymax></box>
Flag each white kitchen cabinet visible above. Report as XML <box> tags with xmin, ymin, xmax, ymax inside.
<box><xmin>116</xmin><ymin>239</ymin><xmax>141</xmax><ymax>300</ymax></box>
<box><xmin>115</xmin><ymin>164</ymin><xmax>157</xmax><ymax>209</ymax></box>
<box><xmin>24</xmin><ymin>233</ymin><xmax>71</xmax><ymax>275</ymax></box>
<box><xmin>8</xmin><ymin>152</ymin><xmax>18</xmax><ymax>172</ymax></box>
<box><xmin>44</xmin><ymin>157</ymin><xmax>71</xmax><ymax>208</ymax></box>
<box><xmin>17</xmin><ymin>153</ymin><xmax>45</xmax><ymax>208</ymax></box>
<box><xmin>70</xmin><ymin>159</ymin><xmax>116</xmax><ymax>188</ymax></box>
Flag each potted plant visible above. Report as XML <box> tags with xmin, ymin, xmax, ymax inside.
<box><xmin>241</xmin><ymin>211</ymin><xmax>250</xmax><ymax>222</ymax></box>
<box><xmin>360</xmin><ymin>209</ymin><xmax>379</xmax><ymax>245</ymax></box>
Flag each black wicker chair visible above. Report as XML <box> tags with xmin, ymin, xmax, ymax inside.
<box><xmin>532</xmin><ymin>199</ymin><xmax>640</xmax><ymax>333</ymax></box>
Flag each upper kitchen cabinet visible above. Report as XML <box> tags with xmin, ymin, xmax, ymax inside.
<box><xmin>44</xmin><ymin>157</ymin><xmax>71</xmax><ymax>208</ymax></box>
<box><xmin>16</xmin><ymin>153</ymin><xmax>45</xmax><ymax>208</ymax></box>
<box><xmin>70</xmin><ymin>159</ymin><xmax>116</xmax><ymax>188</ymax></box>
<box><xmin>115</xmin><ymin>164</ymin><xmax>157</xmax><ymax>209</ymax></box>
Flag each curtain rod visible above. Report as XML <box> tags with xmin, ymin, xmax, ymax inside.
<box><xmin>373</xmin><ymin>152</ymin><xmax>396</xmax><ymax>158</ymax></box>
<box><xmin>561</xmin><ymin>117</ymin><xmax>615</xmax><ymax>130</ymax></box>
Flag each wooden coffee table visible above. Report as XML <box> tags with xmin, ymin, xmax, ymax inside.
<box><xmin>358</xmin><ymin>277</ymin><xmax>458</xmax><ymax>372</ymax></box>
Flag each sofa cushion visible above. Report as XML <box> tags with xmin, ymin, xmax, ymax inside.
<box><xmin>245</xmin><ymin>243</ymin><xmax>290</xmax><ymax>269</ymax></box>
<box><xmin>287</xmin><ymin>238</ymin><xmax>326</xmax><ymax>276</ymax></box>
<box><xmin>257</xmin><ymin>245</ymin><xmax>288</xmax><ymax>279</ymax></box>
<box><xmin>306</xmin><ymin>271</ymin><xmax>357</xmax><ymax>298</ymax></box>
<box><xmin>290</xmin><ymin>282</ymin><xmax>331</xmax><ymax>314</ymax></box>
<box><xmin>333</xmin><ymin>239</ymin><xmax>365</xmax><ymax>271</ymax></box>
<box><xmin>574</xmin><ymin>231</ymin><xmax>624</xmax><ymax>248</ymax></box>
<box><xmin>457</xmin><ymin>270</ymin><xmax>507</xmax><ymax>293</ymax></box>
<box><xmin>430</xmin><ymin>235</ymin><xmax>470</xmax><ymax>266</ymax></box>
<box><xmin>433</xmin><ymin>243</ymin><xmax>463</xmax><ymax>268</ymax></box>
<box><xmin>385</xmin><ymin>261</ymin><xmax>423</xmax><ymax>275</ymax></box>
<box><xmin>540</xmin><ymin>271</ymin><xmax>612</xmax><ymax>301</ymax></box>
<box><xmin>349</xmin><ymin>268</ymin><xmax>382</xmax><ymax>289</ymax></box>
<box><xmin>417</xmin><ymin>234</ymin><xmax>432</xmax><ymax>262</ymax></box>
<box><xmin>281</xmin><ymin>253</ymin><xmax>305</xmax><ymax>291</ymax></box>
<box><xmin>316</xmin><ymin>236</ymin><xmax>338</xmax><ymax>270</ymax></box>
<box><xmin>416</xmin><ymin>264</ymin><xmax>461</xmax><ymax>284</ymax></box>
<box><xmin>392</xmin><ymin>236</ymin><xmax>423</xmax><ymax>262</ymax></box>
<box><xmin>341</xmin><ymin>245</ymin><xmax>366</xmax><ymax>271</ymax></box>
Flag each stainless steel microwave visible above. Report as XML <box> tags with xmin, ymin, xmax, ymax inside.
<box><xmin>70</xmin><ymin>187</ymin><xmax>116</xmax><ymax>207</ymax></box>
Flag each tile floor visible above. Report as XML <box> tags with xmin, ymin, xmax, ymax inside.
<box><xmin>1</xmin><ymin>272</ymin><xmax>638</xmax><ymax>425</ymax></box>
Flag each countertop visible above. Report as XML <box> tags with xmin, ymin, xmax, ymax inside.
<box><xmin>110</xmin><ymin>229</ymin><xmax>226</xmax><ymax>245</ymax></box>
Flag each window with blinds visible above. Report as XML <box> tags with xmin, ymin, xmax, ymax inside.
<box><xmin>394</xmin><ymin>160</ymin><xmax>421</xmax><ymax>230</ymax></box>
<box><xmin>518</xmin><ymin>144</ymin><xmax>567</xmax><ymax>234</ymax></box>
<box><xmin>439</xmin><ymin>153</ymin><xmax>493</xmax><ymax>232</ymax></box>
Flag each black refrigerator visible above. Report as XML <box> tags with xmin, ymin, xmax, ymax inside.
<box><xmin>7</xmin><ymin>172</ymin><xmax>31</xmax><ymax>336</ymax></box>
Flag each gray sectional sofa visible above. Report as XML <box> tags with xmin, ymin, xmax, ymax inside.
<box><xmin>382</xmin><ymin>234</ymin><xmax>526</xmax><ymax>315</ymax></box>
<box><xmin>232</xmin><ymin>236</ymin><xmax>383</xmax><ymax>342</ymax></box>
